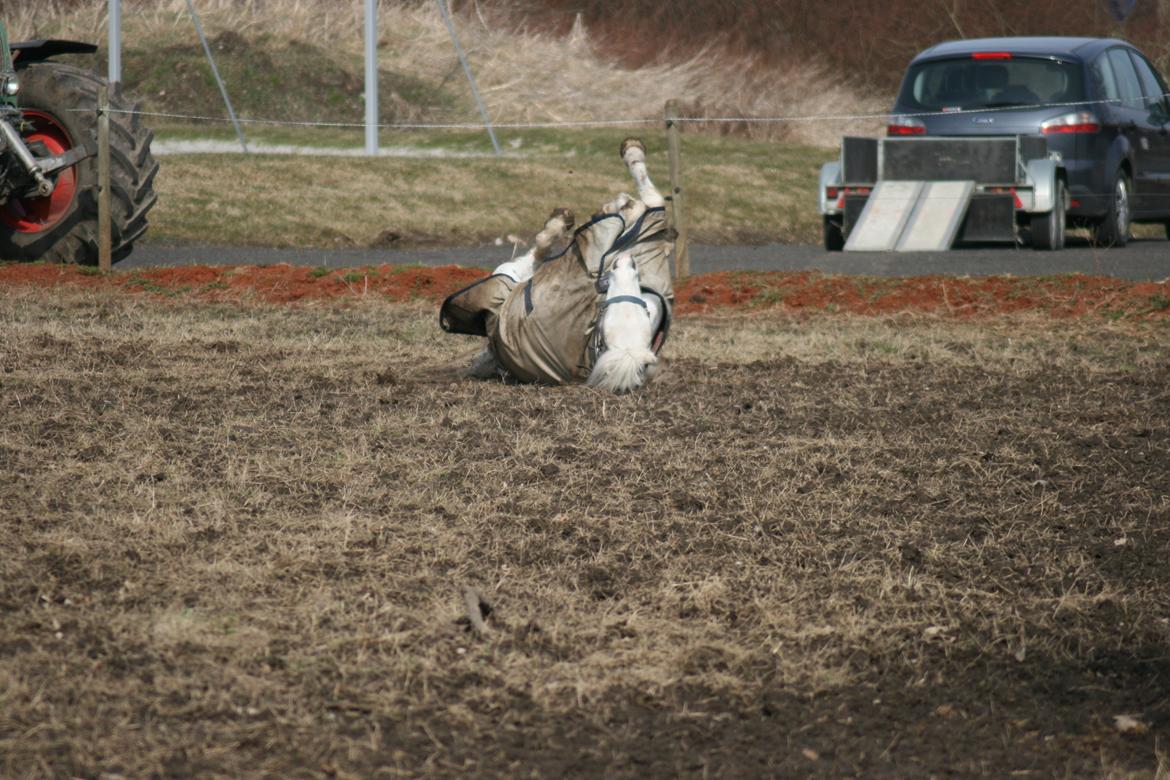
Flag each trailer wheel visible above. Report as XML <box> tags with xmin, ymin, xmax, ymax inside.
<box><xmin>823</xmin><ymin>216</ymin><xmax>845</xmax><ymax>251</ymax></box>
<box><xmin>1090</xmin><ymin>171</ymin><xmax>1130</xmax><ymax>248</ymax></box>
<box><xmin>1031</xmin><ymin>179</ymin><xmax>1067</xmax><ymax>251</ymax></box>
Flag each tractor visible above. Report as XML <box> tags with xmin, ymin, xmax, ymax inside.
<box><xmin>0</xmin><ymin>20</ymin><xmax>157</xmax><ymax>264</ymax></box>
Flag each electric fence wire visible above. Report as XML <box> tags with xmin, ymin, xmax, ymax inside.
<box><xmin>80</xmin><ymin>92</ymin><xmax>1170</xmax><ymax>131</ymax></box>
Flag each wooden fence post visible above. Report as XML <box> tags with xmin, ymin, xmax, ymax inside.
<box><xmin>97</xmin><ymin>84</ymin><xmax>112</xmax><ymax>273</ymax></box>
<box><xmin>665</xmin><ymin>99</ymin><xmax>689</xmax><ymax>279</ymax></box>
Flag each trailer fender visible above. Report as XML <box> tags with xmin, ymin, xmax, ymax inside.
<box><xmin>819</xmin><ymin>160</ymin><xmax>842</xmax><ymax>215</ymax></box>
<box><xmin>1025</xmin><ymin>158</ymin><xmax>1062</xmax><ymax>213</ymax></box>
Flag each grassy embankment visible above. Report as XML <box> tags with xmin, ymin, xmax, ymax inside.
<box><xmin>9</xmin><ymin>0</ymin><xmax>888</xmax><ymax>248</ymax></box>
<box><xmin>10</xmin><ymin>1</ymin><xmax>1167</xmax><ymax>248</ymax></box>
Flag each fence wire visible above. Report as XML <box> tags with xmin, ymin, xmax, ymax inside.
<box><xmin>88</xmin><ymin>91</ymin><xmax>1170</xmax><ymax>132</ymax></box>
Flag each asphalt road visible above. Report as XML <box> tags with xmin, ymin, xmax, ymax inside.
<box><xmin>124</xmin><ymin>235</ymin><xmax>1170</xmax><ymax>280</ymax></box>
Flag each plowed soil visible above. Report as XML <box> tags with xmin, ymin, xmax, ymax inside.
<box><xmin>1</xmin><ymin>269</ymin><xmax>1168</xmax><ymax>778</ymax></box>
<box><xmin>2</xmin><ymin>261</ymin><xmax>1169</xmax><ymax>319</ymax></box>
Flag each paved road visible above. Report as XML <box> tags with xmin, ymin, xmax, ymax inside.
<box><xmin>124</xmin><ymin>235</ymin><xmax>1170</xmax><ymax>280</ymax></box>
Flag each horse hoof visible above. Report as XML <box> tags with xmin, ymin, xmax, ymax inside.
<box><xmin>620</xmin><ymin>137</ymin><xmax>646</xmax><ymax>160</ymax></box>
<box><xmin>549</xmin><ymin>207</ymin><xmax>574</xmax><ymax>231</ymax></box>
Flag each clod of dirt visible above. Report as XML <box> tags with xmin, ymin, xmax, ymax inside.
<box><xmin>551</xmin><ymin>445</ymin><xmax>580</xmax><ymax>461</ymax></box>
<box><xmin>456</xmin><ymin>587</ymin><xmax>494</xmax><ymax>635</ymax></box>
<box><xmin>1112</xmin><ymin>714</ymin><xmax>1148</xmax><ymax>734</ymax></box>
<box><xmin>369</xmin><ymin>230</ymin><xmax>402</xmax><ymax>248</ymax></box>
<box><xmin>539</xmin><ymin>463</ymin><xmax>561</xmax><ymax>478</ymax></box>
<box><xmin>899</xmin><ymin>543</ymin><xmax>924</xmax><ymax>567</ymax></box>
<box><xmin>374</xmin><ymin>368</ymin><xmax>398</xmax><ymax>386</ymax></box>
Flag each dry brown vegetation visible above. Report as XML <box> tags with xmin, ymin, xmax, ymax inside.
<box><xmin>473</xmin><ymin>0</ymin><xmax>1170</xmax><ymax>86</ymax></box>
<box><xmin>5</xmin><ymin>0</ymin><xmax>887</xmax><ymax>146</ymax></box>
<box><xmin>2</xmin><ymin>285</ymin><xmax>1168</xmax><ymax>776</ymax></box>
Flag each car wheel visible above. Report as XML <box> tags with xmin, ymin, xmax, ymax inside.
<box><xmin>823</xmin><ymin>216</ymin><xmax>845</xmax><ymax>251</ymax></box>
<box><xmin>1031</xmin><ymin>178</ymin><xmax>1067</xmax><ymax>251</ymax></box>
<box><xmin>1091</xmin><ymin>172</ymin><xmax>1130</xmax><ymax>248</ymax></box>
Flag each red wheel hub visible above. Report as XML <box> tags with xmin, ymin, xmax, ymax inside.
<box><xmin>0</xmin><ymin>110</ymin><xmax>78</xmax><ymax>234</ymax></box>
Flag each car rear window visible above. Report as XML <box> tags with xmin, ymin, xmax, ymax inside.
<box><xmin>896</xmin><ymin>57</ymin><xmax>1085</xmax><ymax>112</ymax></box>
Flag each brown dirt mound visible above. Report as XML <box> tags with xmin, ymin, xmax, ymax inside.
<box><xmin>2</xmin><ymin>262</ymin><xmax>1169</xmax><ymax>320</ymax></box>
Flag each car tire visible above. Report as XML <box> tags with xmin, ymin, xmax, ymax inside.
<box><xmin>1090</xmin><ymin>171</ymin><xmax>1130</xmax><ymax>248</ymax></box>
<box><xmin>823</xmin><ymin>216</ymin><xmax>845</xmax><ymax>251</ymax></box>
<box><xmin>1031</xmin><ymin>178</ymin><xmax>1067</xmax><ymax>251</ymax></box>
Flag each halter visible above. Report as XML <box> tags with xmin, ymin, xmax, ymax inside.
<box><xmin>599</xmin><ymin>294</ymin><xmax>648</xmax><ymax>311</ymax></box>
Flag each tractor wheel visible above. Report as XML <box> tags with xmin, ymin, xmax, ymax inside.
<box><xmin>0</xmin><ymin>62</ymin><xmax>158</xmax><ymax>264</ymax></box>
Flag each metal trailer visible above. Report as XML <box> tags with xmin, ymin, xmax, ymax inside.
<box><xmin>818</xmin><ymin>135</ymin><xmax>1067</xmax><ymax>252</ymax></box>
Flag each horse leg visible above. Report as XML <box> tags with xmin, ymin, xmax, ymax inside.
<box><xmin>596</xmin><ymin>192</ymin><xmax>634</xmax><ymax>216</ymax></box>
<box><xmin>465</xmin><ymin>208</ymin><xmax>573</xmax><ymax>379</ymax></box>
<box><xmin>619</xmin><ymin>138</ymin><xmax>665</xmax><ymax>208</ymax></box>
<box><xmin>491</xmin><ymin>207</ymin><xmax>574</xmax><ymax>283</ymax></box>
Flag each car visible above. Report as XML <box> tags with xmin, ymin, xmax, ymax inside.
<box><xmin>888</xmin><ymin>36</ymin><xmax>1170</xmax><ymax>247</ymax></box>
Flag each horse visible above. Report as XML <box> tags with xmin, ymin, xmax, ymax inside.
<box><xmin>439</xmin><ymin>138</ymin><xmax>673</xmax><ymax>392</ymax></box>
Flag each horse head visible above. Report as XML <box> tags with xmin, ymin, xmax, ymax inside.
<box><xmin>587</xmin><ymin>252</ymin><xmax>657</xmax><ymax>393</ymax></box>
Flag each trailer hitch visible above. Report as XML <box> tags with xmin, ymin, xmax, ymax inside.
<box><xmin>0</xmin><ymin>119</ymin><xmax>54</xmax><ymax>196</ymax></box>
<box><xmin>0</xmin><ymin>119</ymin><xmax>94</xmax><ymax>198</ymax></box>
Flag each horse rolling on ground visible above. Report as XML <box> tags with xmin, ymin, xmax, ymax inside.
<box><xmin>439</xmin><ymin>138</ymin><xmax>674</xmax><ymax>393</ymax></box>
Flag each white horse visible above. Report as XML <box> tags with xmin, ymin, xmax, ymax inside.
<box><xmin>440</xmin><ymin>138</ymin><xmax>674</xmax><ymax>393</ymax></box>
<box><xmin>587</xmin><ymin>252</ymin><xmax>658</xmax><ymax>392</ymax></box>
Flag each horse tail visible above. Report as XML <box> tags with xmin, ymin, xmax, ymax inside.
<box><xmin>587</xmin><ymin>346</ymin><xmax>657</xmax><ymax>393</ymax></box>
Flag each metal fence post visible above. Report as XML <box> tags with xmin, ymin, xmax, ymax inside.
<box><xmin>364</xmin><ymin>0</ymin><xmax>378</xmax><ymax>156</ymax></box>
<box><xmin>98</xmin><ymin>84</ymin><xmax>112</xmax><ymax>273</ymax></box>
<box><xmin>665</xmin><ymin>100</ymin><xmax>689</xmax><ymax>279</ymax></box>
<box><xmin>108</xmin><ymin>0</ymin><xmax>121</xmax><ymax>85</ymax></box>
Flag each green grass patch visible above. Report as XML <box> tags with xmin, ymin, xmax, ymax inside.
<box><xmin>148</xmin><ymin>130</ymin><xmax>828</xmax><ymax>249</ymax></box>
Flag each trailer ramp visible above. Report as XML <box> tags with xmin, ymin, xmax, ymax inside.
<box><xmin>844</xmin><ymin>180</ymin><xmax>975</xmax><ymax>252</ymax></box>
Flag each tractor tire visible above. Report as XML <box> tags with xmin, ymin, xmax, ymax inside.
<box><xmin>0</xmin><ymin>62</ymin><xmax>158</xmax><ymax>264</ymax></box>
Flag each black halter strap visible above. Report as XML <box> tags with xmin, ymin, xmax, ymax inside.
<box><xmin>600</xmin><ymin>294</ymin><xmax>648</xmax><ymax>310</ymax></box>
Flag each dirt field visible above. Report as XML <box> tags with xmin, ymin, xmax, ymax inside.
<box><xmin>2</xmin><ymin>276</ymin><xmax>1169</xmax><ymax>778</ymax></box>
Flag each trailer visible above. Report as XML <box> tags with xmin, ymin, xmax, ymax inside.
<box><xmin>818</xmin><ymin>135</ymin><xmax>1067</xmax><ymax>252</ymax></box>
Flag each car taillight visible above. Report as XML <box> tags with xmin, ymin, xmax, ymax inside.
<box><xmin>887</xmin><ymin>116</ymin><xmax>926</xmax><ymax>135</ymax></box>
<box><xmin>1040</xmin><ymin>111</ymin><xmax>1101</xmax><ymax>135</ymax></box>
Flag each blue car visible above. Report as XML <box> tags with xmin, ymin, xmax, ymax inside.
<box><xmin>889</xmin><ymin>36</ymin><xmax>1170</xmax><ymax>247</ymax></box>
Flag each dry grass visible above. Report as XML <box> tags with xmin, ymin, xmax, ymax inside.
<box><xmin>7</xmin><ymin>0</ymin><xmax>884</xmax><ymax>146</ymax></box>
<box><xmin>148</xmin><ymin>130</ymin><xmax>827</xmax><ymax>247</ymax></box>
<box><xmin>1</xmin><ymin>286</ymin><xmax>1168</xmax><ymax>776</ymax></box>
